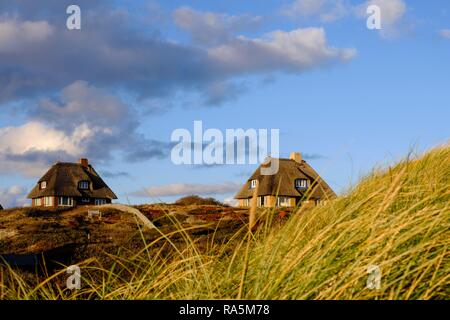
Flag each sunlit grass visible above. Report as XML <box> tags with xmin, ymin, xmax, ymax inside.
<box><xmin>1</xmin><ymin>144</ymin><xmax>449</xmax><ymax>300</ymax></box>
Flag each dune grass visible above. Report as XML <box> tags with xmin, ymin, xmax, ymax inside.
<box><xmin>1</xmin><ymin>145</ymin><xmax>449</xmax><ymax>300</ymax></box>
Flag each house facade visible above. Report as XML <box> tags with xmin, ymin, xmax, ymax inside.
<box><xmin>27</xmin><ymin>158</ymin><xmax>117</xmax><ymax>208</ymax></box>
<box><xmin>235</xmin><ymin>152</ymin><xmax>336</xmax><ymax>208</ymax></box>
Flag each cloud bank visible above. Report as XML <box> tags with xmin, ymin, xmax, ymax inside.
<box><xmin>133</xmin><ymin>182</ymin><xmax>241</xmax><ymax>198</ymax></box>
<box><xmin>0</xmin><ymin>186</ymin><xmax>29</xmax><ymax>209</ymax></box>
<box><xmin>0</xmin><ymin>1</ymin><xmax>356</xmax><ymax>179</ymax></box>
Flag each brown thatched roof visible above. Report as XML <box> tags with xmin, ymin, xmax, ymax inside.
<box><xmin>235</xmin><ymin>157</ymin><xmax>336</xmax><ymax>200</ymax></box>
<box><xmin>27</xmin><ymin>161</ymin><xmax>117</xmax><ymax>200</ymax></box>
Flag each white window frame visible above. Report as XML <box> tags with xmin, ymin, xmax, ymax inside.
<box><xmin>249</xmin><ymin>179</ymin><xmax>258</xmax><ymax>189</ymax></box>
<box><xmin>277</xmin><ymin>196</ymin><xmax>290</xmax><ymax>207</ymax></box>
<box><xmin>78</xmin><ymin>181</ymin><xmax>89</xmax><ymax>190</ymax></box>
<box><xmin>44</xmin><ymin>196</ymin><xmax>53</xmax><ymax>207</ymax></box>
<box><xmin>295</xmin><ymin>179</ymin><xmax>309</xmax><ymax>189</ymax></box>
<box><xmin>243</xmin><ymin>198</ymin><xmax>250</xmax><ymax>207</ymax></box>
<box><xmin>35</xmin><ymin>198</ymin><xmax>42</xmax><ymax>206</ymax></box>
<box><xmin>40</xmin><ymin>181</ymin><xmax>47</xmax><ymax>189</ymax></box>
<box><xmin>58</xmin><ymin>196</ymin><xmax>73</xmax><ymax>207</ymax></box>
<box><xmin>95</xmin><ymin>198</ymin><xmax>106</xmax><ymax>206</ymax></box>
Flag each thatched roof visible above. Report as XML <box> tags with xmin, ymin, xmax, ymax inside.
<box><xmin>27</xmin><ymin>161</ymin><xmax>117</xmax><ymax>200</ymax></box>
<box><xmin>235</xmin><ymin>157</ymin><xmax>336</xmax><ymax>200</ymax></box>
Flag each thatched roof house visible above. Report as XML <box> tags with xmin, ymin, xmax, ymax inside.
<box><xmin>27</xmin><ymin>158</ymin><xmax>117</xmax><ymax>208</ymax></box>
<box><xmin>235</xmin><ymin>152</ymin><xmax>336</xmax><ymax>208</ymax></box>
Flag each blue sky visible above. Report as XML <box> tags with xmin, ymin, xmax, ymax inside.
<box><xmin>0</xmin><ymin>0</ymin><xmax>449</xmax><ymax>208</ymax></box>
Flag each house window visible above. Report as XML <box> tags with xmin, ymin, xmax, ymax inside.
<box><xmin>81</xmin><ymin>198</ymin><xmax>90</xmax><ymax>203</ymax></box>
<box><xmin>249</xmin><ymin>179</ymin><xmax>258</xmax><ymax>189</ymax></box>
<box><xmin>44</xmin><ymin>196</ymin><xmax>53</xmax><ymax>207</ymax></box>
<box><xmin>40</xmin><ymin>181</ymin><xmax>47</xmax><ymax>189</ymax></box>
<box><xmin>95</xmin><ymin>198</ymin><xmax>106</xmax><ymax>206</ymax></box>
<box><xmin>243</xmin><ymin>199</ymin><xmax>250</xmax><ymax>207</ymax></box>
<box><xmin>277</xmin><ymin>196</ymin><xmax>291</xmax><ymax>207</ymax></box>
<box><xmin>35</xmin><ymin>198</ymin><xmax>42</xmax><ymax>206</ymax></box>
<box><xmin>58</xmin><ymin>197</ymin><xmax>73</xmax><ymax>207</ymax></box>
<box><xmin>78</xmin><ymin>181</ymin><xmax>89</xmax><ymax>190</ymax></box>
<box><xmin>257</xmin><ymin>196</ymin><xmax>265</xmax><ymax>207</ymax></box>
<box><xmin>295</xmin><ymin>179</ymin><xmax>309</xmax><ymax>189</ymax></box>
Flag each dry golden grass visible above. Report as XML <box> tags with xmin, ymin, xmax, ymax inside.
<box><xmin>1</xmin><ymin>144</ymin><xmax>449</xmax><ymax>300</ymax></box>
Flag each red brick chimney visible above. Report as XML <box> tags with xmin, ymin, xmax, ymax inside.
<box><xmin>79</xmin><ymin>158</ymin><xmax>89</xmax><ymax>168</ymax></box>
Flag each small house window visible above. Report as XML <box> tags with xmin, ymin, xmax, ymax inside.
<box><xmin>249</xmin><ymin>179</ymin><xmax>258</xmax><ymax>189</ymax></box>
<box><xmin>40</xmin><ymin>181</ymin><xmax>47</xmax><ymax>189</ymax></box>
<box><xmin>35</xmin><ymin>198</ymin><xmax>42</xmax><ymax>206</ymax></box>
<box><xmin>257</xmin><ymin>196</ymin><xmax>265</xmax><ymax>207</ymax></box>
<box><xmin>58</xmin><ymin>197</ymin><xmax>73</xmax><ymax>207</ymax></box>
<box><xmin>44</xmin><ymin>196</ymin><xmax>53</xmax><ymax>207</ymax></box>
<box><xmin>78</xmin><ymin>181</ymin><xmax>89</xmax><ymax>190</ymax></box>
<box><xmin>277</xmin><ymin>196</ymin><xmax>291</xmax><ymax>207</ymax></box>
<box><xmin>295</xmin><ymin>179</ymin><xmax>309</xmax><ymax>189</ymax></box>
<box><xmin>95</xmin><ymin>198</ymin><xmax>107</xmax><ymax>206</ymax></box>
<box><xmin>82</xmin><ymin>198</ymin><xmax>90</xmax><ymax>203</ymax></box>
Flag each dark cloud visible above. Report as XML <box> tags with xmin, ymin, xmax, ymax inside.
<box><xmin>2</xmin><ymin>149</ymin><xmax>74</xmax><ymax>164</ymax></box>
<box><xmin>173</xmin><ymin>7</ymin><xmax>264</xmax><ymax>45</ymax></box>
<box><xmin>0</xmin><ymin>1</ymin><xmax>354</xmax><ymax>177</ymax></box>
<box><xmin>0</xmin><ymin>2</ymin><xmax>220</xmax><ymax>104</ymax></box>
<box><xmin>0</xmin><ymin>81</ymin><xmax>175</xmax><ymax>177</ymax></box>
<box><xmin>125</xmin><ymin>139</ymin><xmax>175</xmax><ymax>162</ymax></box>
<box><xmin>29</xmin><ymin>81</ymin><xmax>166</xmax><ymax>163</ymax></box>
<box><xmin>0</xmin><ymin>1</ymin><xmax>355</xmax><ymax>106</ymax></box>
<box><xmin>100</xmin><ymin>170</ymin><xmax>131</xmax><ymax>179</ymax></box>
<box><xmin>203</xmin><ymin>81</ymin><xmax>248</xmax><ymax>106</ymax></box>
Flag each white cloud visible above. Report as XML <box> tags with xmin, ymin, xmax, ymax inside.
<box><xmin>173</xmin><ymin>7</ymin><xmax>263</xmax><ymax>45</ymax></box>
<box><xmin>134</xmin><ymin>182</ymin><xmax>241</xmax><ymax>197</ymax></box>
<box><xmin>0</xmin><ymin>121</ymin><xmax>92</xmax><ymax>176</ymax></box>
<box><xmin>0</xmin><ymin>185</ymin><xmax>29</xmax><ymax>209</ymax></box>
<box><xmin>283</xmin><ymin>0</ymin><xmax>409</xmax><ymax>39</ymax></box>
<box><xmin>0</xmin><ymin>18</ymin><xmax>53</xmax><ymax>52</ymax></box>
<box><xmin>208</xmin><ymin>28</ymin><xmax>356</xmax><ymax>74</ymax></box>
<box><xmin>282</xmin><ymin>0</ymin><xmax>349</xmax><ymax>22</ymax></box>
<box><xmin>439</xmin><ymin>29</ymin><xmax>450</xmax><ymax>39</ymax></box>
<box><xmin>0</xmin><ymin>121</ymin><xmax>86</xmax><ymax>156</ymax></box>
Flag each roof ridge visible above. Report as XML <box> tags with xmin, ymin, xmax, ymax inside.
<box><xmin>54</xmin><ymin>161</ymin><xmax>82</xmax><ymax>165</ymax></box>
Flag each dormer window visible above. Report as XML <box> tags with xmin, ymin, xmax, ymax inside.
<box><xmin>78</xmin><ymin>181</ymin><xmax>89</xmax><ymax>190</ymax></box>
<box><xmin>40</xmin><ymin>181</ymin><xmax>47</xmax><ymax>189</ymax></box>
<box><xmin>295</xmin><ymin>179</ymin><xmax>309</xmax><ymax>189</ymax></box>
<box><xmin>249</xmin><ymin>179</ymin><xmax>258</xmax><ymax>189</ymax></box>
